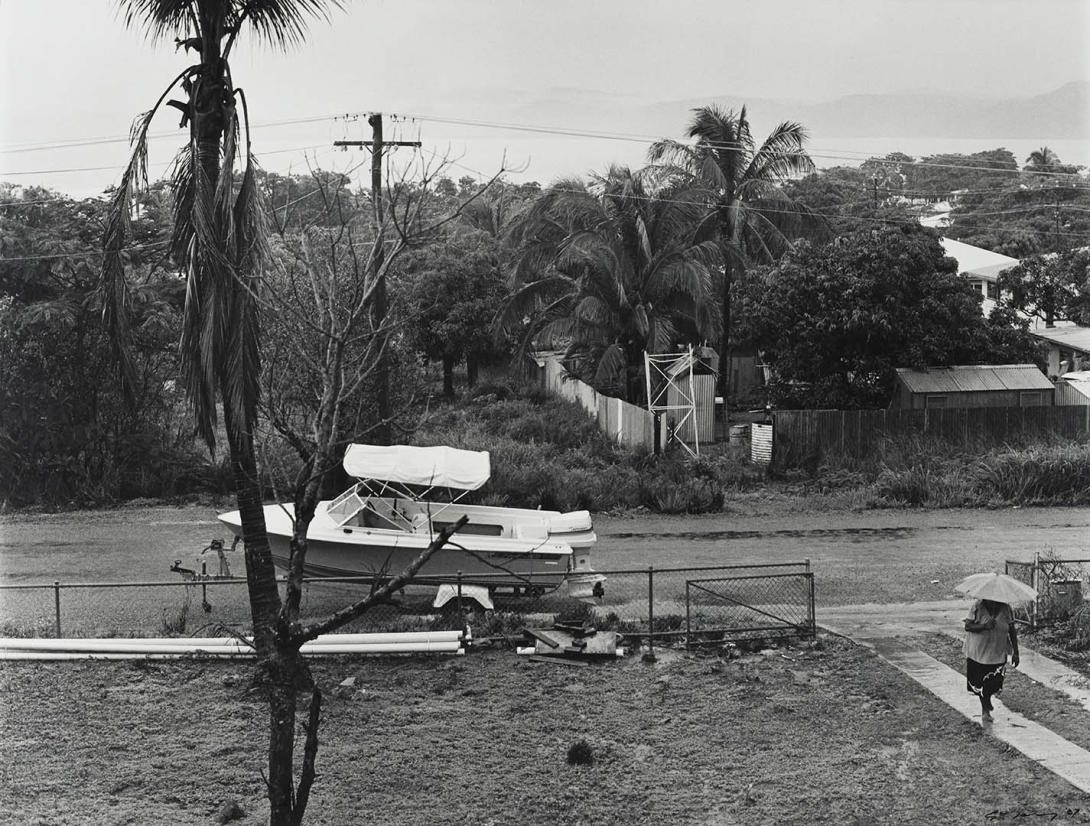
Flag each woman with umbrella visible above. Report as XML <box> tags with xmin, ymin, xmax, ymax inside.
<box><xmin>957</xmin><ymin>573</ymin><xmax>1034</xmax><ymax>722</ymax></box>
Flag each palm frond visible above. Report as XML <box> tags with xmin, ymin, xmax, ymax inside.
<box><xmin>118</xmin><ymin>0</ymin><xmax>342</xmax><ymax>49</ymax></box>
<box><xmin>100</xmin><ymin>109</ymin><xmax>155</xmax><ymax>401</ymax></box>
<box><xmin>241</xmin><ymin>0</ymin><xmax>344</xmax><ymax>48</ymax></box>
<box><xmin>744</xmin><ymin>121</ymin><xmax>815</xmax><ymax>183</ymax></box>
<box><xmin>593</xmin><ymin>343</ymin><xmax>627</xmax><ymax>389</ymax></box>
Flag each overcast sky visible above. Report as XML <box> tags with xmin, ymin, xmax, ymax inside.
<box><xmin>2</xmin><ymin>0</ymin><xmax>1088</xmax><ymax>197</ymax></box>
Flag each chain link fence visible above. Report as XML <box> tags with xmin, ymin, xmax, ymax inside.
<box><xmin>0</xmin><ymin>562</ymin><xmax>813</xmax><ymax>645</ymax></box>
<box><xmin>685</xmin><ymin>572</ymin><xmax>815</xmax><ymax>643</ymax></box>
<box><xmin>1006</xmin><ymin>556</ymin><xmax>1090</xmax><ymax>627</ymax></box>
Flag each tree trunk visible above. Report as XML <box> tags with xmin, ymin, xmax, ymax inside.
<box><xmin>466</xmin><ymin>355</ymin><xmax>479</xmax><ymax>388</ymax></box>
<box><xmin>187</xmin><ymin>35</ymin><xmax>296</xmax><ymax>826</ymax></box>
<box><xmin>442</xmin><ymin>354</ymin><xmax>455</xmax><ymax>398</ymax></box>
<box><xmin>719</xmin><ymin>256</ymin><xmax>733</xmax><ymax>426</ymax></box>
<box><xmin>267</xmin><ymin>669</ymin><xmax>297</xmax><ymax>826</ymax></box>
<box><xmin>222</xmin><ymin>401</ymin><xmax>281</xmax><ymax>653</ymax></box>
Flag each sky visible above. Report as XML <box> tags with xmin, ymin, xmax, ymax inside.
<box><xmin>2</xmin><ymin>0</ymin><xmax>1088</xmax><ymax>197</ymax></box>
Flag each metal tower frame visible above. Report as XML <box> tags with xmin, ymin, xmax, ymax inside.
<box><xmin>644</xmin><ymin>345</ymin><xmax>699</xmax><ymax>457</ymax></box>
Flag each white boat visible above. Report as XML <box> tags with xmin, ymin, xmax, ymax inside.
<box><xmin>218</xmin><ymin>444</ymin><xmax>605</xmax><ymax>603</ymax></box>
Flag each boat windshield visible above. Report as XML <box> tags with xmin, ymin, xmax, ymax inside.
<box><xmin>327</xmin><ymin>480</ymin><xmax>470</xmax><ymax>531</ymax></box>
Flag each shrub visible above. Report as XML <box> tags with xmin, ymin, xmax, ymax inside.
<box><xmin>566</xmin><ymin>740</ymin><xmax>595</xmax><ymax>766</ymax></box>
<box><xmin>637</xmin><ymin>460</ymin><xmax>724</xmax><ymax>514</ymax></box>
<box><xmin>971</xmin><ymin>446</ymin><xmax>1090</xmax><ymax>505</ymax></box>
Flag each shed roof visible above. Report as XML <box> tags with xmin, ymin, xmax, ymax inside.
<box><xmin>1030</xmin><ymin>325</ymin><xmax>1090</xmax><ymax>355</ymax></box>
<box><xmin>940</xmin><ymin>237</ymin><xmax>1020</xmax><ymax>281</ymax></box>
<box><xmin>895</xmin><ymin>364</ymin><xmax>1052</xmax><ymax>394</ymax></box>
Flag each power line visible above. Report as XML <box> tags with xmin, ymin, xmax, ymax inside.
<box><xmin>0</xmin><ymin>114</ymin><xmax>341</xmax><ymax>155</ymax></box>
<box><xmin>0</xmin><ymin>144</ymin><xmax>332</xmax><ymax>180</ymax></box>
<box><xmin>391</xmin><ymin>111</ymin><xmax>1090</xmax><ymax>183</ymax></box>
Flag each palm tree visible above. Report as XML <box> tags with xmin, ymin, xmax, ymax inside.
<box><xmin>102</xmin><ymin>3</ymin><xmax>340</xmax><ymax>824</ymax></box>
<box><xmin>1025</xmin><ymin>146</ymin><xmax>1061</xmax><ymax>172</ymax></box>
<box><xmin>503</xmin><ymin>166</ymin><xmax>721</xmax><ymax>401</ymax></box>
<box><xmin>648</xmin><ymin>105</ymin><xmax>823</xmax><ymax>409</ymax></box>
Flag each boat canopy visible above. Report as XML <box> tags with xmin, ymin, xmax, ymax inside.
<box><xmin>342</xmin><ymin>444</ymin><xmax>491</xmax><ymax>491</ymax></box>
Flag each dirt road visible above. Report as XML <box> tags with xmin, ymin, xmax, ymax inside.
<box><xmin>2</xmin><ymin>503</ymin><xmax>1089</xmax><ymax>632</ymax></box>
<box><xmin>594</xmin><ymin>505</ymin><xmax>1090</xmax><ymax>605</ymax></box>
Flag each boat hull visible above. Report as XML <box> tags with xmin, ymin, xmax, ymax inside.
<box><xmin>219</xmin><ymin>504</ymin><xmax>578</xmax><ymax>591</ymax></box>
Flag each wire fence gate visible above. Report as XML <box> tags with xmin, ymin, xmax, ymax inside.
<box><xmin>1006</xmin><ymin>555</ymin><xmax>1090</xmax><ymax>628</ymax></box>
<box><xmin>685</xmin><ymin>571</ymin><xmax>816</xmax><ymax>646</ymax></box>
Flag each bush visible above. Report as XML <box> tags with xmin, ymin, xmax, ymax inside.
<box><xmin>637</xmin><ymin>460</ymin><xmax>724</xmax><ymax>514</ymax></box>
<box><xmin>971</xmin><ymin>446</ymin><xmax>1090</xmax><ymax>505</ymax></box>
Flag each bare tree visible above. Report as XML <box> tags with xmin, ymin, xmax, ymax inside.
<box><xmin>244</xmin><ymin>152</ymin><xmax>505</xmax><ymax>825</ymax></box>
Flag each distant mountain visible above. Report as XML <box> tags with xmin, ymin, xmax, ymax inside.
<box><xmin>641</xmin><ymin>82</ymin><xmax>1090</xmax><ymax>141</ymax></box>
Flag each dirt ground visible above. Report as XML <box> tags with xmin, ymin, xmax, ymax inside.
<box><xmin>4</xmin><ymin>503</ymin><xmax>1090</xmax><ymax>635</ymax></box>
<box><xmin>3</xmin><ymin>637</ymin><xmax>1090</xmax><ymax>826</ymax></box>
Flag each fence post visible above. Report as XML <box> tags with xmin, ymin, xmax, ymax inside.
<box><xmin>643</xmin><ymin>565</ymin><xmax>656</xmax><ymax>663</ymax></box>
<box><xmin>808</xmin><ymin>573</ymin><xmax>816</xmax><ymax>638</ymax></box>
<box><xmin>456</xmin><ymin>570</ymin><xmax>463</xmax><ymax>618</ymax></box>
<box><xmin>1032</xmin><ymin>551</ymin><xmax>1040</xmax><ymax>629</ymax></box>
<box><xmin>53</xmin><ymin>581</ymin><xmax>62</xmax><ymax>638</ymax></box>
<box><xmin>685</xmin><ymin>580</ymin><xmax>691</xmax><ymax>652</ymax></box>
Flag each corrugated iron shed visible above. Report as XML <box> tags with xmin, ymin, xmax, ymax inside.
<box><xmin>896</xmin><ymin>365</ymin><xmax>1052</xmax><ymax>394</ymax></box>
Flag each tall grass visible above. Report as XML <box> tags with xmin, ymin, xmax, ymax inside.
<box><xmin>415</xmin><ymin>384</ymin><xmax>1090</xmax><ymax>512</ymax></box>
<box><xmin>826</xmin><ymin>436</ymin><xmax>1090</xmax><ymax>508</ymax></box>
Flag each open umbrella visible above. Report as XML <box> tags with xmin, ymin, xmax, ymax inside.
<box><xmin>955</xmin><ymin>572</ymin><xmax>1038</xmax><ymax>605</ymax></box>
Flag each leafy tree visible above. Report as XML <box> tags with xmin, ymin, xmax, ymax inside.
<box><xmin>738</xmin><ymin>224</ymin><xmax>1042</xmax><ymax>408</ymax></box>
<box><xmin>1022</xmin><ymin>146</ymin><xmax>1082</xmax><ymax>175</ymax></box>
<box><xmin>648</xmin><ymin>105</ymin><xmax>824</xmax><ymax>409</ymax></box>
<box><xmin>999</xmin><ymin>248</ymin><xmax>1090</xmax><ymax>327</ymax></box>
<box><xmin>403</xmin><ymin>227</ymin><xmax>510</xmax><ymax>396</ymax></box>
<box><xmin>503</xmin><ymin>166</ymin><xmax>721</xmax><ymax>401</ymax></box>
<box><xmin>946</xmin><ymin>177</ymin><xmax>1090</xmax><ymax>255</ymax></box>
<box><xmin>905</xmin><ymin>148</ymin><xmax>1020</xmax><ymax>200</ymax></box>
<box><xmin>0</xmin><ymin>185</ymin><xmax>188</xmax><ymax>505</ymax></box>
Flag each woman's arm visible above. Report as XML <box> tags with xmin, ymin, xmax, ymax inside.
<box><xmin>964</xmin><ymin>616</ymin><xmax>996</xmax><ymax>632</ymax></box>
<box><xmin>1009</xmin><ymin>620</ymin><xmax>1020</xmax><ymax>667</ymax></box>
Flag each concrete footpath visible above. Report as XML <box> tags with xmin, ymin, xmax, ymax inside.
<box><xmin>822</xmin><ymin>601</ymin><xmax>1090</xmax><ymax>794</ymax></box>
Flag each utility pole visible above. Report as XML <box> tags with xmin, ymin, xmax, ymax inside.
<box><xmin>334</xmin><ymin>114</ymin><xmax>421</xmax><ymax>444</ymax></box>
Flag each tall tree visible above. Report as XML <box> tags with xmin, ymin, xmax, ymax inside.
<box><xmin>503</xmin><ymin>166</ymin><xmax>721</xmax><ymax>401</ymax></box>
<box><xmin>999</xmin><ymin>249</ymin><xmax>1090</xmax><ymax>328</ymax></box>
<box><xmin>101</xmin><ymin>3</ymin><xmax>344</xmax><ymax>823</ymax></box>
<box><xmin>1025</xmin><ymin>146</ymin><xmax>1061</xmax><ymax>172</ymax></box>
<box><xmin>648</xmin><ymin>105</ymin><xmax>822</xmax><ymax>411</ymax></box>
<box><xmin>737</xmin><ymin>224</ymin><xmax>1043</xmax><ymax>408</ymax></box>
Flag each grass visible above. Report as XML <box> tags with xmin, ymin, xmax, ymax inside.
<box><xmin>414</xmin><ymin>383</ymin><xmax>1090</xmax><ymax>514</ymax></box>
<box><xmin>5</xmin><ymin>638</ymin><xmax>1090</xmax><ymax>824</ymax></box>
<box><xmin>413</xmin><ymin>384</ymin><xmax>763</xmax><ymax>514</ymax></box>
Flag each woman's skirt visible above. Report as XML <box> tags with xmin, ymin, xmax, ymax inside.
<box><xmin>966</xmin><ymin>658</ymin><xmax>1006</xmax><ymax>698</ymax></box>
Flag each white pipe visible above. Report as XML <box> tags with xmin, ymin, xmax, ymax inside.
<box><xmin>0</xmin><ymin>639</ymin><xmax>461</xmax><ymax>655</ymax></box>
<box><xmin>0</xmin><ymin>648</ymin><xmax>465</xmax><ymax>661</ymax></box>
<box><xmin>13</xmin><ymin>631</ymin><xmax>466</xmax><ymax>647</ymax></box>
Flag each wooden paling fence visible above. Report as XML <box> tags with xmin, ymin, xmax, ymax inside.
<box><xmin>541</xmin><ymin>357</ymin><xmax>660</xmax><ymax>452</ymax></box>
<box><xmin>773</xmin><ymin>405</ymin><xmax>1090</xmax><ymax>465</ymax></box>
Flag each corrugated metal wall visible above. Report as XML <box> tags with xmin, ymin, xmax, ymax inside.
<box><xmin>665</xmin><ymin>375</ymin><xmax>715</xmax><ymax>445</ymax></box>
<box><xmin>751</xmin><ymin>424</ymin><xmax>773</xmax><ymax>464</ymax></box>
<box><xmin>1056</xmin><ymin>383</ymin><xmax>1090</xmax><ymax>406</ymax></box>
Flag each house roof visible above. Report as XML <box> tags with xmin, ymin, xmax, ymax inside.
<box><xmin>1030</xmin><ymin>325</ymin><xmax>1090</xmax><ymax>355</ymax></box>
<box><xmin>940</xmin><ymin>237</ymin><xmax>1020</xmax><ymax>281</ymax></box>
<box><xmin>895</xmin><ymin>364</ymin><xmax>1053</xmax><ymax>394</ymax></box>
